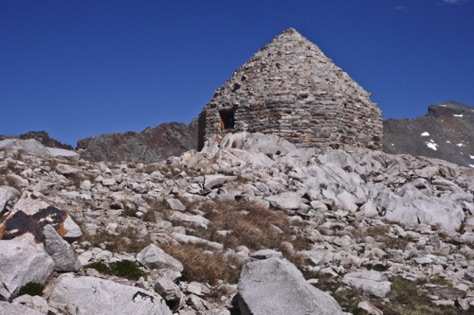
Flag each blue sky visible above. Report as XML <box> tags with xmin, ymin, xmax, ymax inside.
<box><xmin>1</xmin><ymin>0</ymin><xmax>473</xmax><ymax>146</ymax></box>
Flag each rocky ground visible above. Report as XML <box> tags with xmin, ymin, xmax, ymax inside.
<box><xmin>1</xmin><ymin>132</ymin><xmax>474</xmax><ymax>314</ymax></box>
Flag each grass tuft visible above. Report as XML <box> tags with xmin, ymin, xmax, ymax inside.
<box><xmin>189</xmin><ymin>200</ymin><xmax>311</xmax><ymax>253</ymax></box>
<box><xmin>83</xmin><ymin>227</ymin><xmax>151</xmax><ymax>254</ymax></box>
<box><xmin>162</xmin><ymin>244</ymin><xmax>241</xmax><ymax>285</ymax></box>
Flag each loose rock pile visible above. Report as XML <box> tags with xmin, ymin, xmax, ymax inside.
<box><xmin>0</xmin><ymin>133</ymin><xmax>473</xmax><ymax>314</ymax></box>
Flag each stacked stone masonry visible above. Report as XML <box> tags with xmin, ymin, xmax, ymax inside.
<box><xmin>198</xmin><ymin>28</ymin><xmax>383</xmax><ymax>151</ymax></box>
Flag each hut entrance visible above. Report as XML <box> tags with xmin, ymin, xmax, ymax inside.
<box><xmin>219</xmin><ymin>110</ymin><xmax>235</xmax><ymax>129</ymax></box>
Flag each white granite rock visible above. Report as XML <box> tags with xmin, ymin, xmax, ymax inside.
<box><xmin>342</xmin><ymin>270</ymin><xmax>391</xmax><ymax>298</ymax></box>
<box><xmin>43</xmin><ymin>224</ymin><xmax>81</xmax><ymax>272</ymax></box>
<box><xmin>12</xmin><ymin>295</ymin><xmax>49</xmax><ymax>314</ymax></box>
<box><xmin>237</xmin><ymin>258</ymin><xmax>343</xmax><ymax>315</ymax></box>
<box><xmin>265</xmin><ymin>191</ymin><xmax>301</xmax><ymax>210</ymax></box>
<box><xmin>49</xmin><ymin>274</ymin><xmax>172</xmax><ymax>315</ymax></box>
<box><xmin>0</xmin><ymin>240</ymin><xmax>54</xmax><ymax>301</ymax></box>
<box><xmin>137</xmin><ymin>244</ymin><xmax>183</xmax><ymax>280</ymax></box>
<box><xmin>0</xmin><ymin>301</ymin><xmax>44</xmax><ymax>315</ymax></box>
<box><xmin>0</xmin><ymin>185</ymin><xmax>21</xmax><ymax>212</ymax></box>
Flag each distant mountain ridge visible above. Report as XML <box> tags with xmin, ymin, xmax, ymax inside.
<box><xmin>2</xmin><ymin>102</ymin><xmax>473</xmax><ymax>167</ymax></box>
<box><xmin>383</xmin><ymin>101</ymin><xmax>474</xmax><ymax>167</ymax></box>
<box><xmin>76</xmin><ymin>120</ymin><xmax>198</xmax><ymax>163</ymax></box>
<box><xmin>0</xmin><ymin>131</ymin><xmax>74</xmax><ymax>151</ymax></box>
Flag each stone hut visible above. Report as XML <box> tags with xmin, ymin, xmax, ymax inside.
<box><xmin>198</xmin><ymin>28</ymin><xmax>383</xmax><ymax>150</ymax></box>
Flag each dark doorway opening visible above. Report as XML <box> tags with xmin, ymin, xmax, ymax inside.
<box><xmin>220</xmin><ymin>111</ymin><xmax>235</xmax><ymax>129</ymax></box>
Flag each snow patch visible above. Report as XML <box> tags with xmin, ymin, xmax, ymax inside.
<box><xmin>470</xmin><ymin>165</ymin><xmax>474</xmax><ymax>168</ymax></box>
<box><xmin>426</xmin><ymin>140</ymin><xmax>438</xmax><ymax>151</ymax></box>
<box><xmin>470</xmin><ymin>155</ymin><xmax>474</xmax><ymax>159</ymax></box>
<box><xmin>421</xmin><ymin>132</ymin><xmax>430</xmax><ymax>137</ymax></box>
<box><xmin>446</xmin><ymin>140</ymin><xmax>451</xmax><ymax>144</ymax></box>
<box><xmin>453</xmin><ymin>114</ymin><xmax>464</xmax><ymax>118</ymax></box>
<box><xmin>391</xmin><ymin>143</ymin><xmax>394</xmax><ymax>146</ymax></box>
<box><xmin>457</xmin><ymin>143</ymin><xmax>466</xmax><ymax>147</ymax></box>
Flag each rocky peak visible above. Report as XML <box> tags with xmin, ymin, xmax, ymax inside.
<box><xmin>428</xmin><ymin>101</ymin><xmax>474</xmax><ymax>117</ymax></box>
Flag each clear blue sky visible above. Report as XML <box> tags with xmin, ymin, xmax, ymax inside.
<box><xmin>1</xmin><ymin>0</ymin><xmax>473</xmax><ymax>146</ymax></box>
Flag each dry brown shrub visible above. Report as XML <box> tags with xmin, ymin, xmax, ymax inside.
<box><xmin>84</xmin><ymin>227</ymin><xmax>151</xmax><ymax>254</ymax></box>
<box><xmin>352</xmin><ymin>224</ymin><xmax>409</xmax><ymax>251</ymax></box>
<box><xmin>136</xmin><ymin>164</ymin><xmax>160</xmax><ymax>174</ymax></box>
<box><xmin>162</xmin><ymin>244</ymin><xmax>241</xmax><ymax>284</ymax></box>
<box><xmin>190</xmin><ymin>200</ymin><xmax>310</xmax><ymax>253</ymax></box>
<box><xmin>141</xmin><ymin>209</ymin><xmax>156</xmax><ymax>222</ymax></box>
<box><xmin>160</xmin><ymin>200</ymin><xmax>311</xmax><ymax>285</ymax></box>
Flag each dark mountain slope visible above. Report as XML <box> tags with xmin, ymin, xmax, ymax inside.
<box><xmin>76</xmin><ymin>120</ymin><xmax>198</xmax><ymax>163</ymax></box>
<box><xmin>383</xmin><ymin>101</ymin><xmax>474</xmax><ymax>167</ymax></box>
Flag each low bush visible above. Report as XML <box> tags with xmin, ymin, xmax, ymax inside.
<box><xmin>18</xmin><ymin>282</ymin><xmax>44</xmax><ymax>297</ymax></box>
<box><xmin>109</xmin><ymin>260</ymin><xmax>146</xmax><ymax>280</ymax></box>
<box><xmin>85</xmin><ymin>260</ymin><xmax>145</xmax><ymax>280</ymax></box>
<box><xmin>85</xmin><ymin>261</ymin><xmax>109</xmax><ymax>273</ymax></box>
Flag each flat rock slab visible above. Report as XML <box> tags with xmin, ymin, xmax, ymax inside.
<box><xmin>171</xmin><ymin>232</ymin><xmax>224</xmax><ymax>250</ymax></box>
<box><xmin>165</xmin><ymin>198</ymin><xmax>186</xmax><ymax>211</ymax></box>
<box><xmin>342</xmin><ymin>270</ymin><xmax>391</xmax><ymax>298</ymax></box>
<box><xmin>167</xmin><ymin>211</ymin><xmax>210</xmax><ymax>228</ymax></box>
<box><xmin>49</xmin><ymin>274</ymin><xmax>172</xmax><ymax>315</ymax></box>
<box><xmin>47</xmin><ymin>147</ymin><xmax>80</xmax><ymax>160</ymax></box>
<box><xmin>265</xmin><ymin>191</ymin><xmax>301</xmax><ymax>210</ymax></box>
<box><xmin>237</xmin><ymin>257</ymin><xmax>343</xmax><ymax>315</ymax></box>
<box><xmin>203</xmin><ymin>175</ymin><xmax>236</xmax><ymax>190</ymax></box>
<box><xmin>0</xmin><ymin>239</ymin><xmax>54</xmax><ymax>301</ymax></box>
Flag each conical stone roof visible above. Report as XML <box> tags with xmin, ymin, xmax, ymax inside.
<box><xmin>198</xmin><ymin>28</ymin><xmax>383</xmax><ymax>150</ymax></box>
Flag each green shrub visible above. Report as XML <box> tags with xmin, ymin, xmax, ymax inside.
<box><xmin>85</xmin><ymin>260</ymin><xmax>145</xmax><ymax>280</ymax></box>
<box><xmin>109</xmin><ymin>260</ymin><xmax>146</xmax><ymax>280</ymax></box>
<box><xmin>85</xmin><ymin>261</ymin><xmax>109</xmax><ymax>274</ymax></box>
<box><xmin>18</xmin><ymin>282</ymin><xmax>44</xmax><ymax>297</ymax></box>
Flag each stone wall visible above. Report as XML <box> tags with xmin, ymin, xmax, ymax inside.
<box><xmin>198</xmin><ymin>28</ymin><xmax>383</xmax><ymax>151</ymax></box>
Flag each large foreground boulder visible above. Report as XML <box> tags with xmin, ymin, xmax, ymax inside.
<box><xmin>48</xmin><ymin>274</ymin><xmax>172</xmax><ymax>315</ymax></box>
<box><xmin>0</xmin><ymin>301</ymin><xmax>44</xmax><ymax>315</ymax></box>
<box><xmin>0</xmin><ymin>240</ymin><xmax>54</xmax><ymax>301</ymax></box>
<box><xmin>237</xmin><ymin>257</ymin><xmax>343</xmax><ymax>315</ymax></box>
